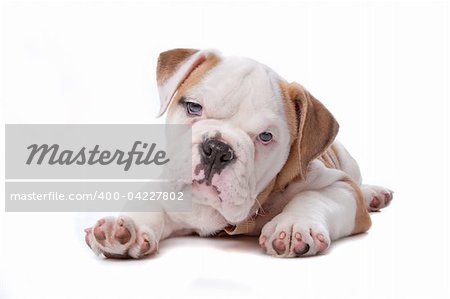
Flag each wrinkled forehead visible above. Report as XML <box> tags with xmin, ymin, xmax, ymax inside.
<box><xmin>186</xmin><ymin>57</ymin><xmax>285</xmax><ymax>119</ymax></box>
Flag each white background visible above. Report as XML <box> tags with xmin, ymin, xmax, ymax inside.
<box><xmin>0</xmin><ymin>0</ymin><xmax>449</xmax><ymax>298</ymax></box>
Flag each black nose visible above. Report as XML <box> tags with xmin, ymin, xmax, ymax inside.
<box><xmin>200</xmin><ymin>138</ymin><xmax>235</xmax><ymax>172</ymax></box>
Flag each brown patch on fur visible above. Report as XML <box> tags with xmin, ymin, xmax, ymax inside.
<box><xmin>157</xmin><ymin>48</ymin><xmax>199</xmax><ymax>85</ymax></box>
<box><xmin>341</xmin><ymin>177</ymin><xmax>372</xmax><ymax>234</ymax></box>
<box><xmin>166</xmin><ymin>54</ymin><xmax>221</xmax><ymax>114</ymax></box>
<box><xmin>156</xmin><ymin>48</ymin><xmax>221</xmax><ymax>116</ymax></box>
<box><xmin>276</xmin><ymin>81</ymin><xmax>339</xmax><ymax>190</ymax></box>
<box><xmin>223</xmin><ymin>220</ymin><xmax>256</xmax><ymax>235</ymax></box>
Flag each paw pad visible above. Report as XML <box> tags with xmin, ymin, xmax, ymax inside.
<box><xmin>271</xmin><ymin>231</ymin><xmax>287</xmax><ymax>255</ymax></box>
<box><xmin>114</xmin><ymin>218</ymin><xmax>132</xmax><ymax>245</ymax></box>
<box><xmin>292</xmin><ymin>233</ymin><xmax>309</xmax><ymax>256</ymax></box>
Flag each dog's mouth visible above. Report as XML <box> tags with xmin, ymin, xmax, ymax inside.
<box><xmin>192</xmin><ymin>179</ymin><xmax>222</xmax><ymax>202</ymax></box>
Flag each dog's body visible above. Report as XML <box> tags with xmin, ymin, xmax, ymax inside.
<box><xmin>85</xmin><ymin>49</ymin><xmax>393</xmax><ymax>258</ymax></box>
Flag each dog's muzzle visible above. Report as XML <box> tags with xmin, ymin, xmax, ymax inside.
<box><xmin>200</xmin><ymin>138</ymin><xmax>235</xmax><ymax>184</ymax></box>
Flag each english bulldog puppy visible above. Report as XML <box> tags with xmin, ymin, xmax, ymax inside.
<box><xmin>85</xmin><ymin>48</ymin><xmax>393</xmax><ymax>258</ymax></box>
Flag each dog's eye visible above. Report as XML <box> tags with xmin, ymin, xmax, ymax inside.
<box><xmin>186</xmin><ymin>102</ymin><xmax>203</xmax><ymax>116</ymax></box>
<box><xmin>258</xmin><ymin>132</ymin><xmax>273</xmax><ymax>144</ymax></box>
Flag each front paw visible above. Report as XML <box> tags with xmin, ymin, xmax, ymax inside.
<box><xmin>259</xmin><ymin>216</ymin><xmax>330</xmax><ymax>258</ymax></box>
<box><xmin>84</xmin><ymin>216</ymin><xmax>157</xmax><ymax>259</ymax></box>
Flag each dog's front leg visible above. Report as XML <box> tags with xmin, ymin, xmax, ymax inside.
<box><xmin>259</xmin><ymin>180</ymin><xmax>368</xmax><ymax>257</ymax></box>
<box><xmin>84</xmin><ymin>212</ymin><xmax>174</xmax><ymax>259</ymax></box>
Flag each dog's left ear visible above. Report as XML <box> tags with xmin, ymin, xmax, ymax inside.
<box><xmin>156</xmin><ymin>48</ymin><xmax>219</xmax><ymax>117</ymax></box>
<box><xmin>276</xmin><ymin>82</ymin><xmax>339</xmax><ymax>188</ymax></box>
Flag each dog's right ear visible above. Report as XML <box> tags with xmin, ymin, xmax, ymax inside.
<box><xmin>156</xmin><ymin>48</ymin><xmax>219</xmax><ymax>117</ymax></box>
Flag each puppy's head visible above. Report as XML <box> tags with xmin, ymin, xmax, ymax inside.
<box><xmin>156</xmin><ymin>48</ymin><xmax>338</xmax><ymax>225</ymax></box>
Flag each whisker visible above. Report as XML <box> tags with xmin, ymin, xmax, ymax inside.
<box><xmin>254</xmin><ymin>198</ymin><xmax>266</xmax><ymax>217</ymax></box>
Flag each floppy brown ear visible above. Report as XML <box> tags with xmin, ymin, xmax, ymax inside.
<box><xmin>156</xmin><ymin>48</ymin><xmax>219</xmax><ymax>117</ymax></box>
<box><xmin>276</xmin><ymin>82</ymin><xmax>339</xmax><ymax>188</ymax></box>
